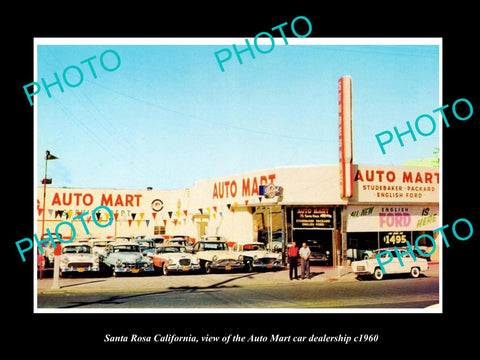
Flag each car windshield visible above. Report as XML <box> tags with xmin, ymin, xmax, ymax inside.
<box><xmin>162</xmin><ymin>246</ymin><xmax>186</xmax><ymax>253</ymax></box>
<box><xmin>203</xmin><ymin>242</ymin><xmax>228</xmax><ymax>251</ymax></box>
<box><xmin>112</xmin><ymin>245</ymin><xmax>140</xmax><ymax>253</ymax></box>
<box><xmin>63</xmin><ymin>245</ymin><xmax>91</xmax><ymax>254</ymax></box>
<box><xmin>243</xmin><ymin>244</ymin><xmax>265</xmax><ymax>251</ymax></box>
<box><xmin>137</xmin><ymin>240</ymin><xmax>154</xmax><ymax>247</ymax></box>
<box><xmin>92</xmin><ymin>241</ymin><xmax>110</xmax><ymax>247</ymax></box>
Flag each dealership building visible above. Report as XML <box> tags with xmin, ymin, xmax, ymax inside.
<box><xmin>36</xmin><ymin>76</ymin><xmax>440</xmax><ymax>267</ymax></box>
<box><xmin>36</xmin><ymin>163</ymin><xmax>440</xmax><ymax>267</ymax></box>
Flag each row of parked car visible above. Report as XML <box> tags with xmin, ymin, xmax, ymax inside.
<box><xmin>40</xmin><ymin>234</ymin><xmax>283</xmax><ymax>277</ymax></box>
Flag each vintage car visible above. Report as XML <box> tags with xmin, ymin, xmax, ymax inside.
<box><xmin>144</xmin><ymin>235</ymin><xmax>166</xmax><ymax>246</ymax></box>
<box><xmin>191</xmin><ymin>239</ymin><xmax>243</xmax><ymax>273</ymax></box>
<box><xmin>351</xmin><ymin>247</ymin><xmax>428</xmax><ymax>280</ymax></box>
<box><xmin>152</xmin><ymin>244</ymin><xmax>201</xmax><ymax>275</ymax></box>
<box><xmin>305</xmin><ymin>239</ymin><xmax>331</xmax><ymax>265</ymax></box>
<box><xmin>59</xmin><ymin>243</ymin><xmax>100</xmax><ymax>277</ymax></box>
<box><xmin>136</xmin><ymin>238</ymin><xmax>157</xmax><ymax>257</ymax></box>
<box><xmin>165</xmin><ymin>237</ymin><xmax>195</xmax><ymax>251</ymax></box>
<box><xmin>100</xmin><ymin>241</ymin><xmax>154</xmax><ymax>276</ymax></box>
<box><xmin>232</xmin><ymin>242</ymin><xmax>282</xmax><ymax>271</ymax></box>
<box><xmin>89</xmin><ymin>238</ymin><xmax>114</xmax><ymax>257</ymax></box>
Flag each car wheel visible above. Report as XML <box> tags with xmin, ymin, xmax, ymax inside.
<box><xmin>163</xmin><ymin>263</ymin><xmax>169</xmax><ymax>276</ymax></box>
<box><xmin>373</xmin><ymin>267</ymin><xmax>384</xmax><ymax>280</ymax></box>
<box><xmin>410</xmin><ymin>267</ymin><xmax>420</xmax><ymax>278</ymax></box>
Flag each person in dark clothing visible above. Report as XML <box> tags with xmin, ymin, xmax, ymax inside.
<box><xmin>288</xmin><ymin>242</ymin><xmax>299</xmax><ymax>280</ymax></box>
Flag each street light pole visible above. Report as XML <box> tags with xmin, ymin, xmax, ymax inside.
<box><xmin>41</xmin><ymin>150</ymin><xmax>58</xmax><ymax>238</ymax></box>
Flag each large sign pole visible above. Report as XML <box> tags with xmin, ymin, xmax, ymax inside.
<box><xmin>338</xmin><ymin>76</ymin><xmax>354</xmax><ymax>199</ymax></box>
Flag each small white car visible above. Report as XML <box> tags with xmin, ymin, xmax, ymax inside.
<box><xmin>59</xmin><ymin>243</ymin><xmax>100</xmax><ymax>277</ymax></box>
<box><xmin>232</xmin><ymin>242</ymin><xmax>282</xmax><ymax>271</ymax></box>
<box><xmin>352</xmin><ymin>247</ymin><xmax>428</xmax><ymax>280</ymax></box>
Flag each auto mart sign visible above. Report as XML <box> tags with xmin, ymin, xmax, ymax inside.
<box><xmin>352</xmin><ymin>165</ymin><xmax>439</xmax><ymax>203</ymax></box>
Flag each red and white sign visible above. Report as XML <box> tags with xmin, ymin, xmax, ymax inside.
<box><xmin>346</xmin><ymin>205</ymin><xmax>439</xmax><ymax>232</ymax></box>
<box><xmin>338</xmin><ymin>75</ymin><xmax>354</xmax><ymax>198</ymax></box>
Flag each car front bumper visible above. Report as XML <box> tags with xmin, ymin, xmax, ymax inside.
<box><xmin>114</xmin><ymin>266</ymin><xmax>155</xmax><ymax>274</ymax></box>
<box><xmin>60</xmin><ymin>266</ymin><xmax>100</xmax><ymax>273</ymax></box>
<box><xmin>210</xmin><ymin>260</ymin><xmax>244</xmax><ymax>271</ymax></box>
<box><xmin>167</xmin><ymin>264</ymin><xmax>201</xmax><ymax>272</ymax></box>
<box><xmin>252</xmin><ymin>260</ymin><xmax>283</xmax><ymax>269</ymax></box>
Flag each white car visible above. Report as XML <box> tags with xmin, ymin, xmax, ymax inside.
<box><xmin>152</xmin><ymin>245</ymin><xmax>201</xmax><ymax>275</ymax></box>
<box><xmin>191</xmin><ymin>239</ymin><xmax>243</xmax><ymax>273</ymax></box>
<box><xmin>232</xmin><ymin>242</ymin><xmax>282</xmax><ymax>271</ymax></box>
<box><xmin>89</xmin><ymin>238</ymin><xmax>114</xmax><ymax>257</ymax></box>
<box><xmin>59</xmin><ymin>243</ymin><xmax>100</xmax><ymax>277</ymax></box>
<box><xmin>352</xmin><ymin>247</ymin><xmax>428</xmax><ymax>280</ymax></box>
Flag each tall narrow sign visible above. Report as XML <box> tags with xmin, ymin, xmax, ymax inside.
<box><xmin>338</xmin><ymin>75</ymin><xmax>354</xmax><ymax>198</ymax></box>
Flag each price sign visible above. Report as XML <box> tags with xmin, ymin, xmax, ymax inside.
<box><xmin>380</xmin><ymin>231</ymin><xmax>410</xmax><ymax>246</ymax></box>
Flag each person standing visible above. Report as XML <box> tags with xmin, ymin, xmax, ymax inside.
<box><xmin>288</xmin><ymin>242</ymin><xmax>299</xmax><ymax>280</ymax></box>
<box><xmin>299</xmin><ymin>242</ymin><xmax>311</xmax><ymax>279</ymax></box>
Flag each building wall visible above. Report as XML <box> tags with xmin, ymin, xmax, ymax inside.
<box><xmin>37</xmin><ymin>164</ymin><xmax>440</xmax><ymax>254</ymax></box>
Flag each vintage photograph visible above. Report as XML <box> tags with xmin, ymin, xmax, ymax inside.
<box><xmin>30</xmin><ymin>38</ymin><xmax>442</xmax><ymax>312</ymax></box>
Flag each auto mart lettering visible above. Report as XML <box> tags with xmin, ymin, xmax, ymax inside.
<box><xmin>50</xmin><ymin>191</ymin><xmax>143</xmax><ymax>207</ymax></box>
<box><xmin>212</xmin><ymin>173</ymin><xmax>276</xmax><ymax>199</ymax></box>
<box><xmin>355</xmin><ymin>169</ymin><xmax>439</xmax><ymax>184</ymax></box>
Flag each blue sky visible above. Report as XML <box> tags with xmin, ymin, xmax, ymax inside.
<box><xmin>35</xmin><ymin>39</ymin><xmax>440</xmax><ymax>190</ymax></box>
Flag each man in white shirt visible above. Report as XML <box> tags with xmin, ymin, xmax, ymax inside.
<box><xmin>299</xmin><ymin>242</ymin><xmax>311</xmax><ymax>279</ymax></box>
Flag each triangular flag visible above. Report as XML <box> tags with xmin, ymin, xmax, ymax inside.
<box><xmin>137</xmin><ymin>220</ymin><xmax>141</xmax><ymax>227</ymax></box>
<box><xmin>152</xmin><ymin>213</ymin><xmax>157</xmax><ymax>220</ymax></box>
<box><xmin>163</xmin><ymin>219</ymin><xmax>167</xmax><ymax>226</ymax></box>
<box><xmin>183</xmin><ymin>210</ymin><xmax>188</xmax><ymax>217</ymax></box>
<box><xmin>131</xmin><ymin>213</ymin><xmax>136</xmax><ymax>220</ymax></box>
<box><xmin>128</xmin><ymin>219</ymin><xmax>133</xmax><ymax>227</ymax></box>
<box><xmin>146</xmin><ymin>220</ymin><xmax>150</xmax><ymax>227</ymax></box>
<box><xmin>213</xmin><ymin>213</ymin><xmax>217</xmax><ymax>219</ymax></box>
<box><xmin>206</xmin><ymin>207</ymin><xmax>211</xmax><ymax>214</ymax></box>
<box><xmin>114</xmin><ymin>213</ymin><xmax>119</xmax><ymax>221</ymax></box>
<box><xmin>245</xmin><ymin>200</ymin><xmax>249</xmax><ymax>205</ymax></box>
<box><xmin>213</xmin><ymin>206</ymin><xmax>217</xmax><ymax>213</ymax></box>
<box><xmin>168</xmin><ymin>211</ymin><xmax>173</xmax><ymax>218</ymax></box>
<box><xmin>140</xmin><ymin>213</ymin><xmax>145</xmax><ymax>219</ymax></box>
<box><xmin>199</xmin><ymin>208</ymin><xmax>203</xmax><ymax>215</ymax></box>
